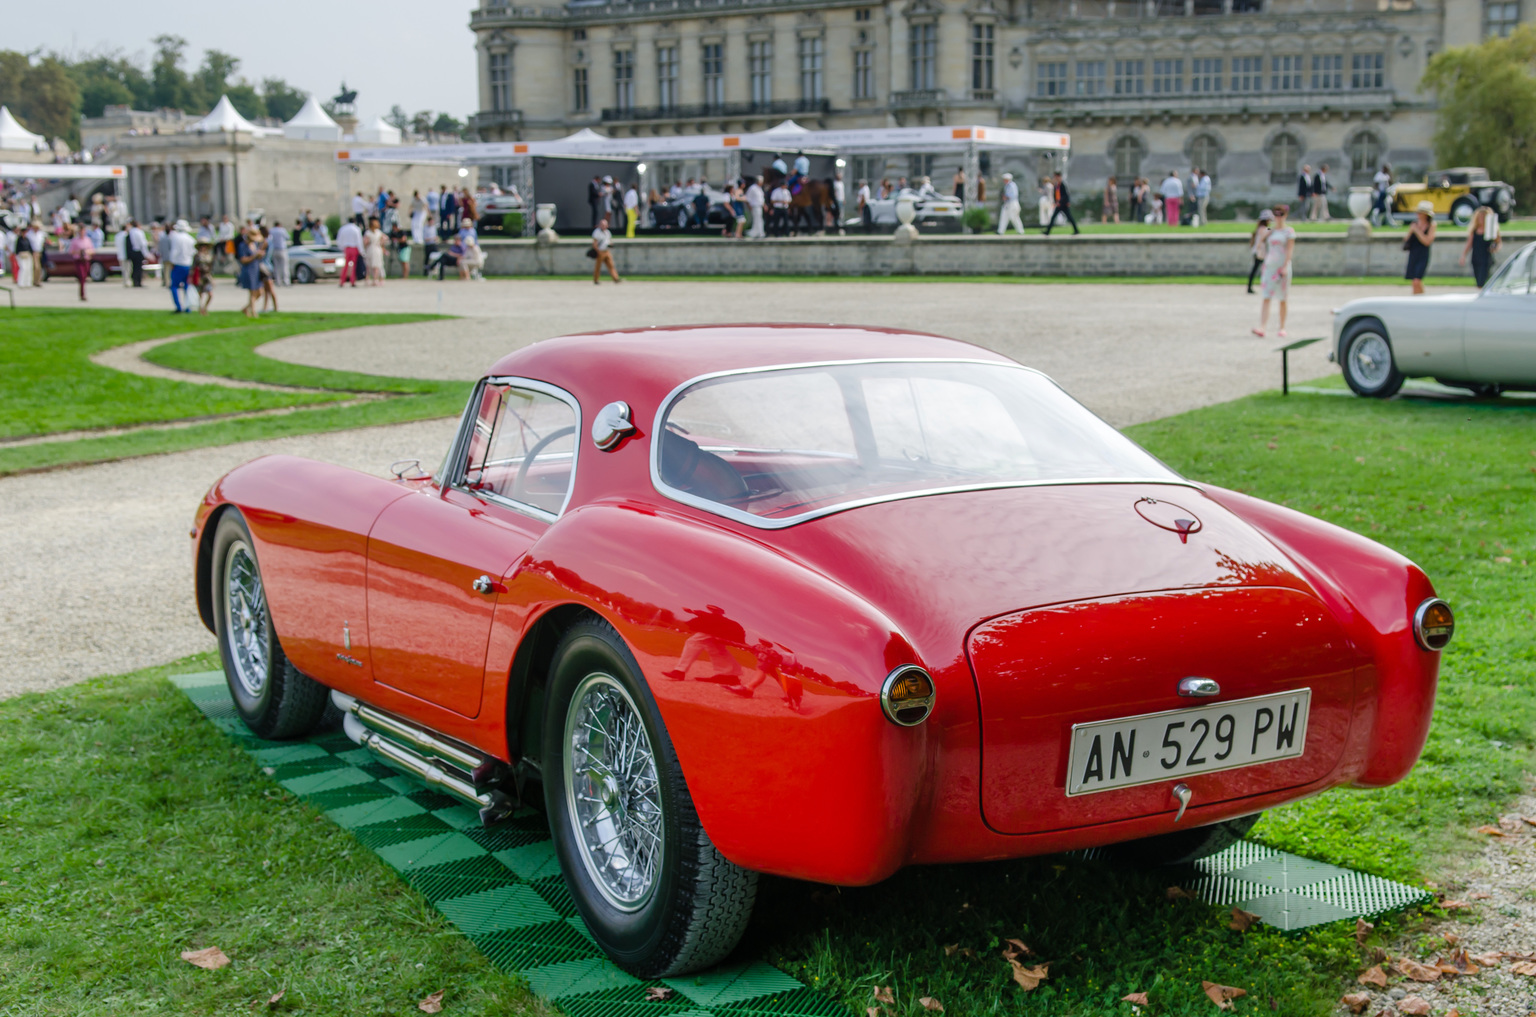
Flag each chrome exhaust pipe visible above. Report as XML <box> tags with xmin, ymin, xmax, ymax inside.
<box><xmin>333</xmin><ymin>691</ymin><xmax>513</xmax><ymax>824</ymax></box>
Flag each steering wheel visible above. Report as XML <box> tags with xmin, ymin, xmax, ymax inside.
<box><xmin>511</xmin><ymin>426</ymin><xmax>576</xmax><ymax>502</ymax></box>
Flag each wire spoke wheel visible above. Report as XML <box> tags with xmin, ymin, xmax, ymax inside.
<box><xmin>564</xmin><ymin>672</ymin><xmax>664</xmax><ymax>911</ymax></box>
<box><xmin>1348</xmin><ymin>332</ymin><xmax>1393</xmax><ymax>389</ymax></box>
<box><xmin>223</xmin><ymin>540</ymin><xmax>270</xmax><ymax>698</ymax></box>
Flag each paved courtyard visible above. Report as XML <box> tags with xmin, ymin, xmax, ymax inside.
<box><xmin>2</xmin><ymin>276</ymin><xmax>1397</xmax><ymax>697</ymax></box>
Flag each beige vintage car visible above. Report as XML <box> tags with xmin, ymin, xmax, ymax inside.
<box><xmin>1388</xmin><ymin>167</ymin><xmax>1517</xmax><ymax>226</ymax></box>
<box><xmin>1332</xmin><ymin>241</ymin><xmax>1536</xmax><ymax>397</ymax></box>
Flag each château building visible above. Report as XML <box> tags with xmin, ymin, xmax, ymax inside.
<box><xmin>467</xmin><ymin>0</ymin><xmax>1526</xmax><ymax>207</ymax></box>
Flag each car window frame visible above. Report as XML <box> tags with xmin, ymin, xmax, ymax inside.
<box><xmin>1481</xmin><ymin>242</ymin><xmax>1535</xmax><ymax>297</ymax></box>
<box><xmin>649</xmin><ymin>357</ymin><xmax>1193</xmax><ymax>531</ymax></box>
<box><xmin>438</xmin><ymin>375</ymin><xmax>583</xmax><ymax>523</ymax></box>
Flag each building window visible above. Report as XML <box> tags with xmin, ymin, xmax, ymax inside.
<box><xmin>972</xmin><ymin>24</ymin><xmax>995</xmax><ymax>94</ymax></box>
<box><xmin>1230</xmin><ymin>55</ymin><xmax>1263</xmax><ymax>92</ymax></box>
<box><xmin>1271</xmin><ymin>54</ymin><xmax>1304</xmax><ymax>91</ymax></box>
<box><xmin>1311</xmin><ymin>53</ymin><xmax>1343</xmax><ymax>90</ymax></box>
<box><xmin>910</xmin><ymin>23</ymin><xmax>937</xmax><ymax>89</ymax></box>
<box><xmin>1487</xmin><ymin>0</ymin><xmax>1520</xmax><ymax>35</ymax></box>
<box><xmin>1076</xmin><ymin>60</ymin><xmax>1105</xmax><ymax>96</ymax></box>
<box><xmin>1036</xmin><ymin>60</ymin><xmax>1068</xmax><ymax>97</ymax></box>
<box><xmin>799</xmin><ymin>35</ymin><xmax>825</xmax><ymax>100</ymax></box>
<box><xmin>855</xmin><ymin>6</ymin><xmax>872</xmax><ymax>19</ymax></box>
<box><xmin>1189</xmin><ymin>133</ymin><xmax>1221</xmax><ymax>181</ymax></box>
<box><xmin>657</xmin><ymin>45</ymin><xmax>679</xmax><ymax>109</ymax></box>
<box><xmin>749</xmin><ymin>39</ymin><xmax>773</xmax><ymax>103</ymax></box>
<box><xmin>1348</xmin><ymin>131</ymin><xmax>1383</xmax><ymax>183</ymax></box>
<box><xmin>703</xmin><ymin>42</ymin><xmax>724</xmax><ymax>105</ymax></box>
<box><xmin>614</xmin><ymin>49</ymin><xmax>634</xmax><ymax>110</ymax></box>
<box><xmin>573</xmin><ymin>66</ymin><xmax>589</xmax><ymax>111</ymax></box>
<box><xmin>854</xmin><ymin>48</ymin><xmax>874</xmax><ymax>99</ymax></box>
<box><xmin>489</xmin><ymin>52</ymin><xmax>512</xmax><ymax>111</ymax></box>
<box><xmin>1114</xmin><ymin>59</ymin><xmax>1144</xmax><ymax>95</ymax></box>
<box><xmin>1113</xmin><ymin>135</ymin><xmax>1145</xmax><ymax>179</ymax></box>
<box><xmin>573</xmin><ymin>28</ymin><xmax>586</xmax><ymax>41</ymax></box>
<box><xmin>1268</xmin><ymin>131</ymin><xmax>1302</xmax><ymax>184</ymax></box>
<box><xmin>910</xmin><ymin>153</ymin><xmax>935</xmax><ymax>180</ymax></box>
<box><xmin>1351</xmin><ymin>51</ymin><xmax>1384</xmax><ymax>88</ymax></box>
<box><xmin>1191</xmin><ymin>57</ymin><xmax>1222</xmax><ymax>92</ymax></box>
<box><xmin>1152</xmin><ymin>58</ymin><xmax>1183</xmax><ymax>94</ymax></box>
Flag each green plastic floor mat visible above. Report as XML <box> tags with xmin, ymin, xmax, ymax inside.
<box><xmin>172</xmin><ymin>671</ymin><xmax>839</xmax><ymax>1016</ymax></box>
<box><xmin>175</xmin><ymin>668</ymin><xmax>1432</xmax><ymax>1012</ymax></box>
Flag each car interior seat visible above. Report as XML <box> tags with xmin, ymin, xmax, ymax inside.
<box><xmin>660</xmin><ymin>430</ymin><xmax>751</xmax><ymax>504</ymax></box>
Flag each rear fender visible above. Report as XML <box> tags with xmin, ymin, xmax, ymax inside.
<box><xmin>1199</xmin><ymin>485</ymin><xmax>1440</xmax><ymax>787</ymax></box>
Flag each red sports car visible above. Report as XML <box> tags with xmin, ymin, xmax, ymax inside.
<box><xmin>191</xmin><ymin>326</ymin><xmax>1452</xmax><ymax>977</ymax></box>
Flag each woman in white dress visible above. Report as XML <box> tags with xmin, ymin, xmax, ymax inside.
<box><xmin>362</xmin><ymin>217</ymin><xmax>387</xmax><ymax>286</ymax></box>
<box><xmin>1251</xmin><ymin>204</ymin><xmax>1297</xmax><ymax>338</ymax></box>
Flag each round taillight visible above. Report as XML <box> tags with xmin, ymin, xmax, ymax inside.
<box><xmin>881</xmin><ymin>665</ymin><xmax>935</xmax><ymax>727</ymax></box>
<box><xmin>1413</xmin><ymin>598</ymin><xmax>1455</xmax><ymax>651</ymax></box>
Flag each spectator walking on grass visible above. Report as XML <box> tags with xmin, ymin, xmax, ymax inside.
<box><xmin>1102</xmin><ymin>175</ymin><xmax>1119</xmax><ymax>224</ymax></box>
<box><xmin>591</xmin><ymin>216</ymin><xmax>620</xmax><ymax>284</ymax></box>
<box><xmin>67</xmin><ymin>223</ymin><xmax>93</xmax><ymax>301</ymax></box>
<box><xmin>1404</xmin><ymin>200</ymin><xmax>1436</xmax><ymax>295</ymax></box>
<box><xmin>336</xmin><ymin>217</ymin><xmax>362</xmax><ymax>287</ymax></box>
<box><xmin>1246</xmin><ymin>209</ymin><xmax>1273</xmax><ymax>294</ymax></box>
<box><xmin>1459</xmin><ymin>199</ymin><xmax>1501</xmax><ymax>288</ymax></box>
<box><xmin>1159</xmin><ymin>171</ymin><xmax>1184</xmax><ymax>227</ymax></box>
<box><xmin>997</xmin><ymin>173</ymin><xmax>1025</xmax><ymax>235</ymax></box>
<box><xmin>168</xmin><ymin>219</ymin><xmax>196</xmax><ymax>313</ymax></box>
<box><xmin>1043</xmin><ymin>172</ymin><xmax>1079</xmax><ymax>236</ymax></box>
<box><xmin>1194</xmin><ymin>169</ymin><xmax>1212</xmax><ymax>226</ymax></box>
<box><xmin>236</xmin><ymin>224</ymin><xmax>265</xmax><ymax>319</ymax></box>
<box><xmin>1252</xmin><ymin>204</ymin><xmax>1296</xmax><ymax>338</ymax></box>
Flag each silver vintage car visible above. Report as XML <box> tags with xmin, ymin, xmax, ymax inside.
<box><xmin>1333</xmin><ymin>241</ymin><xmax>1536</xmax><ymax>397</ymax></box>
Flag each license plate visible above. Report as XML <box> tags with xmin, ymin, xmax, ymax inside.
<box><xmin>1066</xmin><ymin>689</ymin><xmax>1311</xmax><ymax>796</ymax></box>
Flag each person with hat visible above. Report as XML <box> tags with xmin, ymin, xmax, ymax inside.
<box><xmin>996</xmin><ymin>172</ymin><xmax>1025</xmax><ymax>236</ymax></box>
<box><xmin>1405</xmin><ymin>199</ymin><xmax>1437</xmax><ymax>295</ymax></box>
<box><xmin>168</xmin><ymin>220</ymin><xmax>197</xmax><ymax>313</ymax></box>
<box><xmin>1458</xmin><ymin>197</ymin><xmax>1501</xmax><ymax>288</ymax></box>
<box><xmin>1246</xmin><ymin>209</ymin><xmax>1273</xmax><ymax>294</ymax></box>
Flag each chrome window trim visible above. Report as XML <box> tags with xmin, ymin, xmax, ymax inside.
<box><xmin>445</xmin><ymin>375</ymin><xmax>583</xmax><ymax>522</ymax></box>
<box><xmin>649</xmin><ymin>357</ymin><xmax>1191</xmax><ymax>530</ymax></box>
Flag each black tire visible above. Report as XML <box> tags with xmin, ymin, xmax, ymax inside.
<box><xmin>1110</xmin><ymin>813</ymin><xmax>1262</xmax><ymax>867</ymax></box>
<box><xmin>210</xmin><ymin>511</ymin><xmax>330</xmax><ymax>740</ymax></box>
<box><xmin>542</xmin><ymin>617</ymin><xmax>757</xmax><ymax>977</ymax></box>
<box><xmin>89</xmin><ymin>261</ymin><xmax>107</xmax><ymax>283</ymax></box>
<box><xmin>1340</xmin><ymin>318</ymin><xmax>1404</xmax><ymax>398</ymax></box>
<box><xmin>293</xmin><ymin>263</ymin><xmax>314</xmax><ymax>284</ymax></box>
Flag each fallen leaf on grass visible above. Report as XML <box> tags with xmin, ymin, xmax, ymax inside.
<box><xmin>866</xmin><ymin>1008</ymin><xmax>880</xmax><ymax>1017</ymax></box>
<box><xmin>1469</xmin><ymin>952</ymin><xmax>1503</xmax><ymax>966</ymax></box>
<box><xmin>1354</xmin><ymin>918</ymin><xmax>1374</xmax><ymax>946</ymax></box>
<box><xmin>1475</xmin><ymin>825</ymin><xmax>1508</xmax><ymax>837</ymax></box>
<box><xmin>1398</xmin><ymin>996</ymin><xmax>1432</xmax><ymax>1015</ymax></box>
<box><xmin>1440</xmin><ymin>900</ymin><xmax>1473</xmax><ymax>911</ymax></box>
<box><xmin>1523</xmin><ymin>817</ymin><xmax>1536</xmax><ymax>828</ymax></box>
<box><xmin>1201</xmin><ymin>981</ymin><xmax>1247</xmax><ymax>1009</ymax></box>
<box><xmin>645</xmin><ymin>987</ymin><xmax>674</xmax><ymax>1001</ymax></box>
<box><xmin>180</xmin><ymin>947</ymin><xmax>230</xmax><ymax>970</ymax></box>
<box><xmin>1498</xmin><ymin>815</ymin><xmax>1524</xmax><ymax>833</ymax></box>
<box><xmin>1009</xmin><ymin>961</ymin><xmax>1050</xmax><ymax>991</ymax></box>
<box><xmin>1002</xmin><ymin>937</ymin><xmax>1033</xmax><ymax>959</ymax></box>
<box><xmin>1392</xmin><ymin>958</ymin><xmax>1441</xmax><ymax>982</ymax></box>
<box><xmin>873</xmin><ymin>986</ymin><xmax>896</xmax><ymax>1005</ymax></box>
<box><xmin>1166</xmin><ymin>886</ymin><xmax>1197</xmax><ymax>901</ymax></box>
<box><xmin>1121</xmin><ymin>992</ymin><xmax>1149</xmax><ymax>1004</ymax></box>
<box><xmin>1339</xmin><ymin>992</ymin><xmax>1371</xmax><ymax>1014</ymax></box>
<box><xmin>943</xmin><ymin>943</ymin><xmax>974</xmax><ymax>958</ymax></box>
<box><xmin>417</xmin><ymin>990</ymin><xmax>444</xmax><ymax>1014</ymax></box>
<box><xmin>1469</xmin><ymin>892</ymin><xmax>1492</xmax><ymax>900</ymax></box>
<box><xmin>1442</xmin><ymin>933</ymin><xmax>1459</xmax><ymax>946</ymax></box>
<box><xmin>1511</xmin><ymin>961</ymin><xmax>1536</xmax><ymax>976</ymax></box>
<box><xmin>918</xmin><ymin>997</ymin><xmax>944</xmax><ymax>1012</ymax></box>
<box><xmin>1435</xmin><ymin>949</ymin><xmax>1480</xmax><ymax>975</ymax></box>
<box><xmin>267</xmin><ymin>990</ymin><xmax>285</xmax><ymax>1008</ymax></box>
<box><xmin>1228</xmin><ymin>907</ymin><xmax>1260</xmax><ymax>932</ymax></box>
<box><xmin>1356</xmin><ymin>964</ymin><xmax>1388</xmax><ymax>987</ymax></box>
<box><xmin>1368</xmin><ymin>946</ymin><xmax>1389</xmax><ymax>964</ymax></box>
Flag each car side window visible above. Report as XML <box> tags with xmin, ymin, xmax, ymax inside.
<box><xmin>1485</xmin><ymin>246</ymin><xmax>1533</xmax><ymax>297</ymax></box>
<box><xmin>461</xmin><ymin>383</ymin><xmax>578</xmax><ymax>517</ymax></box>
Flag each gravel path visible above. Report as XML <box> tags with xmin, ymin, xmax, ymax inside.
<box><xmin>1</xmin><ymin>275</ymin><xmax>1408</xmax><ymax>696</ymax></box>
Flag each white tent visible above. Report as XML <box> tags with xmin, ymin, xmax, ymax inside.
<box><xmin>187</xmin><ymin>95</ymin><xmax>280</xmax><ymax>136</ymax></box>
<box><xmin>283</xmin><ymin>96</ymin><xmax>342</xmax><ymax>142</ymax></box>
<box><xmin>0</xmin><ymin>106</ymin><xmax>47</xmax><ymax>150</ymax></box>
<box><xmin>355</xmin><ymin>116</ymin><xmax>402</xmax><ymax>145</ymax></box>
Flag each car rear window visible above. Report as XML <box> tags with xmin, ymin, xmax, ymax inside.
<box><xmin>655</xmin><ymin>361</ymin><xmax>1178</xmax><ymax>525</ymax></box>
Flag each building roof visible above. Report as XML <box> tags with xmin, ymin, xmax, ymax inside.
<box><xmin>188</xmin><ymin>95</ymin><xmax>281</xmax><ymax>136</ymax></box>
<box><xmin>283</xmin><ymin>96</ymin><xmax>342</xmax><ymax>141</ymax></box>
<box><xmin>0</xmin><ymin>106</ymin><xmax>47</xmax><ymax>150</ymax></box>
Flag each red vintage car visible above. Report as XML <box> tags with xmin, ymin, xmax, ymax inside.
<box><xmin>191</xmin><ymin>326</ymin><xmax>1452</xmax><ymax>977</ymax></box>
<box><xmin>41</xmin><ymin>244</ymin><xmax>159</xmax><ymax>283</ymax></box>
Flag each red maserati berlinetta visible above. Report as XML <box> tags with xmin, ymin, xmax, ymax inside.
<box><xmin>191</xmin><ymin>325</ymin><xmax>1453</xmax><ymax>976</ymax></box>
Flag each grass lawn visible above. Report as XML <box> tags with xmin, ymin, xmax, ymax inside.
<box><xmin>0</xmin><ymin>309</ymin><xmax>470</xmax><ymax>477</ymax></box>
<box><xmin>488</xmin><ymin>274</ymin><xmax>1480</xmax><ymax>287</ymax></box>
<box><xmin>1</xmin><ymin>387</ymin><xmax>1531</xmax><ymax>1015</ymax></box>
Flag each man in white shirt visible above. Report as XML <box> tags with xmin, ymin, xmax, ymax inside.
<box><xmin>769</xmin><ymin>182</ymin><xmax>792</xmax><ymax>236</ymax></box>
<box><xmin>745</xmin><ymin>177</ymin><xmax>766</xmax><ymax>239</ymax></box>
<box><xmin>832</xmin><ymin>171</ymin><xmax>845</xmax><ymax>230</ymax></box>
<box><xmin>126</xmin><ymin>220</ymin><xmax>148</xmax><ymax>286</ymax></box>
<box><xmin>997</xmin><ymin>173</ymin><xmax>1025</xmax><ymax>236</ymax></box>
<box><xmin>25</xmin><ymin>221</ymin><xmax>47</xmax><ymax>287</ymax></box>
<box><xmin>1159</xmin><ymin>171</ymin><xmax>1185</xmax><ymax>228</ymax></box>
<box><xmin>335</xmin><ymin>219</ymin><xmax>363</xmax><ymax>287</ymax></box>
<box><xmin>623</xmin><ymin>184</ymin><xmax>639</xmax><ymax>238</ymax></box>
<box><xmin>1371</xmin><ymin>164</ymin><xmax>1392</xmax><ymax>225</ymax></box>
<box><xmin>351</xmin><ymin>192</ymin><xmax>368</xmax><ymax>226</ymax></box>
<box><xmin>856</xmin><ymin>178</ymin><xmax>873</xmax><ymax>232</ymax></box>
<box><xmin>591</xmin><ymin>217</ymin><xmax>620</xmax><ymax>284</ymax></box>
<box><xmin>168</xmin><ymin>220</ymin><xmax>197</xmax><ymax>313</ymax></box>
<box><xmin>268</xmin><ymin>222</ymin><xmax>290</xmax><ymax>286</ymax></box>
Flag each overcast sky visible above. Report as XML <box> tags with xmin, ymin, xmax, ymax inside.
<box><xmin>13</xmin><ymin>1</ymin><xmax>480</xmax><ymax>122</ymax></box>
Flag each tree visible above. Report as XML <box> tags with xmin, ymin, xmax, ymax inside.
<box><xmin>1421</xmin><ymin>24</ymin><xmax>1536</xmax><ymax>212</ymax></box>
<box><xmin>194</xmin><ymin>49</ymin><xmax>241</xmax><ymax>111</ymax></box>
<box><xmin>0</xmin><ymin>52</ymin><xmax>82</xmax><ymax>146</ymax></box>
<box><xmin>261</xmin><ymin>78</ymin><xmax>307</xmax><ymax>122</ymax></box>
<box><xmin>431</xmin><ymin>112</ymin><xmax>464</xmax><ymax>135</ymax></box>
<box><xmin>409</xmin><ymin>109</ymin><xmax>435</xmax><ymax>135</ymax></box>
<box><xmin>386</xmin><ymin>104</ymin><xmax>409</xmax><ymax>130</ymax></box>
<box><xmin>150</xmin><ymin>34</ymin><xmax>192</xmax><ymax>110</ymax></box>
<box><xmin>68</xmin><ymin>54</ymin><xmax>154</xmax><ymax>117</ymax></box>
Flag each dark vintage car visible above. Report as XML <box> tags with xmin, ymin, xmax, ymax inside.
<box><xmin>42</xmin><ymin>245</ymin><xmax>159</xmax><ymax>283</ymax></box>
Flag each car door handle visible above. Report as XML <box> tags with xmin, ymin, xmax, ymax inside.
<box><xmin>470</xmin><ymin>575</ymin><xmax>505</xmax><ymax>595</ymax></box>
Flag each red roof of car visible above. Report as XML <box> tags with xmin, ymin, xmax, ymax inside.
<box><xmin>485</xmin><ymin>324</ymin><xmax>1011</xmax><ymax>406</ymax></box>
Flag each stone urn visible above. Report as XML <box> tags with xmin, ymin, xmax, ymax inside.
<box><xmin>1347</xmin><ymin>187</ymin><xmax>1373</xmax><ymax>224</ymax></box>
<box><xmin>893</xmin><ymin>197</ymin><xmax>919</xmax><ymax>243</ymax></box>
<box><xmin>535</xmin><ymin>203</ymin><xmax>559</xmax><ymax>245</ymax></box>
